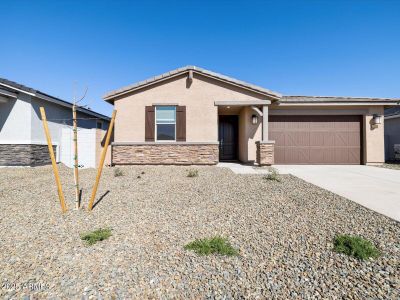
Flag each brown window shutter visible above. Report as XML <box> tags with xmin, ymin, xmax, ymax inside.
<box><xmin>176</xmin><ymin>106</ymin><xmax>186</xmax><ymax>141</ymax></box>
<box><xmin>145</xmin><ymin>106</ymin><xmax>155</xmax><ymax>141</ymax></box>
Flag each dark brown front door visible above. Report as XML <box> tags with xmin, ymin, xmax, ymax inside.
<box><xmin>219</xmin><ymin>115</ymin><xmax>238</xmax><ymax>161</ymax></box>
<box><xmin>269</xmin><ymin>115</ymin><xmax>362</xmax><ymax>164</ymax></box>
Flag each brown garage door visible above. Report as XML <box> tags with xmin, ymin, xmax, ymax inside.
<box><xmin>269</xmin><ymin>115</ymin><xmax>362</xmax><ymax>164</ymax></box>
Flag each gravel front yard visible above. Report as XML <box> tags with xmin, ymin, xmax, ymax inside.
<box><xmin>0</xmin><ymin>165</ymin><xmax>399</xmax><ymax>299</ymax></box>
<box><xmin>379</xmin><ymin>162</ymin><xmax>400</xmax><ymax>170</ymax></box>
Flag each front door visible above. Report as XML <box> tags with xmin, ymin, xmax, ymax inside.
<box><xmin>218</xmin><ymin>115</ymin><xmax>238</xmax><ymax>161</ymax></box>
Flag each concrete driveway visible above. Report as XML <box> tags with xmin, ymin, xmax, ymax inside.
<box><xmin>274</xmin><ymin>165</ymin><xmax>400</xmax><ymax>222</ymax></box>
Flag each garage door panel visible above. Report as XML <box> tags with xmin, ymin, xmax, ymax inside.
<box><xmin>335</xmin><ymin>132</ymin><xmax>349</xmax><ymax>147</ymax></box>
<box><xmin>269</xmin><ymin>120</ymin><xmax>285</xmax><ymax>131</ymax></box>
<box><xmin>348</xmin><ymin>132</ymin><xmax>361</xmax><ymax>146</ymax></box>
<box><xmin>287</xmin><ymin>119</ymin><xmax>309</xmax><ymax>130</ymax></box>
<box><xmin>348</xmin><ymin>148</ymin><xmax>361</xmax><ymax>163</ymax></box>
<box><xmin>310</xmin><ymin>132</ymin><xmax>335</xmax><ymax>147</ymax></box>
<box><xmin>284</xmin><ymin>148</ymin><xmax>310</xmax><ymax>164</ymax></box>
<box><xmin>285</xmin><ymin>132</ymin><xmax>310</xmax><ymax>146</ymax></box>
<box><xmin>274</xmin><ymin>147</ymin><xmax>285</xmax><ymax>163</ymax></box>
<box><xmin>334</xmin><ymin>148</ymin><xmax>349</xmax><ymax>163</ymax></box>
<box><xmin>270</xmin><ymin>131</ymin><xmax>285</xmax><ymax>145</ymax></box>
<box><xmin>298</xmin><ymin>148</ymin><xmax>310</xmax><ymax>162</ymax></box>
<box><xmin>269</xmin><ymin>115</ymin><xmax>361</xmax><ymax>164</ymax></box>
<box><xmin>310</xmin><ymin>121</ymin><xmax>334</xmax><ymax>131</ymax></box>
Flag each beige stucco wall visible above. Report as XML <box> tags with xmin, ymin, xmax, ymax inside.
<box><xmin>364</xmin><ymin>106</ymin><xmax>385</xmax><ymax>164</ymax></box>
<box><xmin>270</xmin><ymin>105</ymin><xmax>385</xmax><ymax>165</ymax></box>
<box><xmin>238</xmin><ymin>106</ymin><xmax>261</xmax><ymax>162</ymax></box>
<box><xmin>111</xmin><ymin>74</ymin><xmax>386</xmax><ymax>165</ymax></box>
<box><xmin>113</xmin><ymin>73</ymin><xmax>267</xmax><ymax>143</ymax></box>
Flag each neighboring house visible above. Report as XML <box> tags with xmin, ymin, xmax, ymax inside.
<box><xmin>0</xmin><ymin>78</ymin><xmax>110</xmax><ymax>167</ymax></box>
<box><xmin>103</xmin><ymin>66</ymin><xmax>398</xmax><ymax>166</ymax></box>
<box><xmin>384</xmin><ymin>106</ymin><xmax>400</xmax><ymax>161</ymax></box>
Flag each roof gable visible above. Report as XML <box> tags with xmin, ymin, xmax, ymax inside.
<box><xmin>103</xmin><ymin>66</ymin><xmax>282</xmax><ymax>102</ymax></box>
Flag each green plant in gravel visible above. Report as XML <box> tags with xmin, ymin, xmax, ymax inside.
<box><xmin>114</xmin><ymin>168</ymin><xmax>124</xmax><ymax>177</ymax></box>
<box><xmin>187</xmin><ymin>169</ymin><xmax>199</xmax><ymax>177</ymax></box>
<box><xmin>81</xmin><ymin>228</ymin><xmax>112</xmax><ymax>246</ymax></box>
<box><xmin>333</xmin><ymin>235</ymin><xmax>380</xmax><ymax>260</ymax></box>
<box><xmin>184</xmin><ymin>236</ymin><xmax>238</xmax><ymax>256</ymax></box>
<box><xmin>263</xmin><ymin>168</ymin><xmax>281</xmax><ymax>182</ymax></box>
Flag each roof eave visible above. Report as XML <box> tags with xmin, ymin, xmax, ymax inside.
<box><xmin>35</xmin><ymin>92</ymin><xmax>111</xmax><ymax>121</ymax></box>
<box><xmin>0</xmin><ymin>81</ymin><xmax>111</xmax><ymax>121</ymax></box>
<box><xmin>276</xmin><ymin>101</ymin><xmax>400</xmax><ymax>106</ymax></box>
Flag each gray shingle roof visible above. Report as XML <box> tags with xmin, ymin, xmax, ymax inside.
<box><xmin>0</xmin><ymin>77</ymin><xmax>110</xmax><ymax>121</ymax></box>
<box><xmin>385</xmin><ymin>106</ymin><xmax>400</xmax><ymax>117</ymax></box>
<box><xmin>281</xmin><ymin>95</ymin><xmax>400</xmax><ymax>104</ymax></box>
<box><xmin>103</xmin><ymin>66</ymin><xmax>282</xmax><ymax>101</ymax></box>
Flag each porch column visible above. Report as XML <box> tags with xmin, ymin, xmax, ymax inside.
<box><xmin>262</xmin><ymin>105</ymin><xmax>268</xmax><ymax>141</ymax></box>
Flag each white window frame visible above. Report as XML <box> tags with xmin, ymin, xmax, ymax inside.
<box><xmin>155</xmin><ymin>106</ymin><xmax>176</xmax><ymax>142</ymax></box>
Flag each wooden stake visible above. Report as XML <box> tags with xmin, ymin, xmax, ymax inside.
<box><xmin>88</xmin><ymin>110</ymin><xmax>117</xmax><ymax>211</ymax></box>
<box><xmin>72</xmin><ymin>104</ymin><xmax>80</xmax><ymax>209</ymax></box>
<box><xmin>40</xmin><ymin>107</ymin><xmax>68</xmax><ymax>213</ymax></box>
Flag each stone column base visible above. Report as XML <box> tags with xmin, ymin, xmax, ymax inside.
<box><xmin>256</xmin><ymin>141</ymin><xmax>275</xmax><ymax>166</ymax></box>
<box><xmin>112</xmin><ymin>142</ymin><xmax>219</xmax><ymax>165</ymax></box>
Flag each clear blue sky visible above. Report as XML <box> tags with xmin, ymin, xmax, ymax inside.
<box><xmin>1</xmin><ymin>0</ymin><xmax>399</xmax><ymax>116</ymax></box>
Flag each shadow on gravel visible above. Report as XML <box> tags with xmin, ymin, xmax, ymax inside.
<box><xmin>92</xmin><ymin>190</ymin><xmax>110</xmax><ymax>209</ymax></box>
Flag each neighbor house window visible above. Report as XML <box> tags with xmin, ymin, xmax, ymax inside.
<box><xmin>96</xmin><ymin>121</ymin><xmax>103</xmax><ymax>129</ymax></box>
<box><xmin>155</xmin><ymin>106</ymin><xmax>176</xmax><ymax>141</ymax></box>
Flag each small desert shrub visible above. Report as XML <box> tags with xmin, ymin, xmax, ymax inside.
<box><xmin>263</xmin><ymin>168</ymin><xmax>281</xmax><ymax>182</ymax></box>
<box><xmin>187</xmin><ymin>169</ymin><xmax>199</xmax><ymax>177</ymax></box>
<box><xmin>184</xmin><ymin>236</ymin><xmax>238</xmax><ymax>256</ymax></box>
<box><xmin>114</xmin><ymin>168</ymin><xmax>124</xmax><ymax>177</ymax></box>
<box><xmin>333</xmin><ymin>235</ymin><xmax>380</xmax><ymax>260</ymax></box>
<box><xmin>81</xmin><ymin>228</ymin><xmax>112</xmax><ymax>246</ymax></box>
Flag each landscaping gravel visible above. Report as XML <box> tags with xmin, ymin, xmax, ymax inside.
<box><xmin>0</xmin><ymin>165</ymin><xmax>399</xmax><ymax>299</ymax></box>
<box><xmin>378</xmin><ymin>163</ymin><xmax>400</xmax><ymax>170</ymax></box>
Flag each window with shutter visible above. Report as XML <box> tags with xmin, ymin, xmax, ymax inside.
<box><xmin>147</xmin><ymin>105</ymin><xmax>186</xmax><ymax>142</ymax></box>
<box><xmin>155</xmin><ymin>106</ymin><xmax>176</xmax><ymax>141</ymax></box>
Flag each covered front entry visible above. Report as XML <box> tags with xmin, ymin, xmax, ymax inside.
<box><xmin>269</xmin><ymin>115</ymin><xmax>362</xmax><ymax>164</ymax></box>
<box><xmin>218</xmin><ymin>115</ymin><xmax>239</xmax><ymax>161</ymax></box>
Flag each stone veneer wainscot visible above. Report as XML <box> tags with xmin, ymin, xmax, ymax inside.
<box><xmin>0</xmin><ymin>144</ymin><xmax>56</xmax><ymax>166</ymax></box>
<box><xmin>112</xmin><ymin>142</ymin><xmax>219</xmax><ymax>165</ymax></box>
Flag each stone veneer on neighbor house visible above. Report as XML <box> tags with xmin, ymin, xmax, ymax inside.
<box><xmin>112</xmin><ymin>143</ymin><xmax>219</xmax><ymax>165</ymax></box>
<box><xmin>0</xmin><ymin>144</ymin><xmax>56</xmax><ymax>166</ymax></box>
<box><xmin>256</xmin><ymin>141</ymin><xmax>275</xmax><ymax>166</ymax></box>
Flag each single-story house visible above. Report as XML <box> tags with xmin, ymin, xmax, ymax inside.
<box><xmin>103</xmin><ymin>66</ymin><xmax>399</xmax><ymax>166</ymax></box>
<box><xmin>0</xmin><ymin>78</ymin><xmax>110</xmax><ymax>167</ymax></box>
<box><xmin>384</xmin><ymin>106</ymin><xmax>400</xmax><ymax>161</ymax></box>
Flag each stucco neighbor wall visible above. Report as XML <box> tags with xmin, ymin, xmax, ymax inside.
<box><xmin>0</xmin><ymin>92</ymin><xmax>110</xmax><ymax>166</ymax></box>
<box><xmin>0</xmin><ymin>93</ymin><xmax>31</xmax><ymax>143</ymax></box>
<box><xmin>113</xmin><ymin>73</ymin><xmax>267</xmax><ymax>143</ymax></box>
<box><xmin>30</xmin><ymin>96</ymin><xmax>100</xmax><ymax>145</ymax></box>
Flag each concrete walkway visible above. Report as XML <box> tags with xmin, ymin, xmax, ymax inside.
<box><xmin>274</xmin><ymin>165</ymin><xmax>400</xmax><ymax>222</ymax></box>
